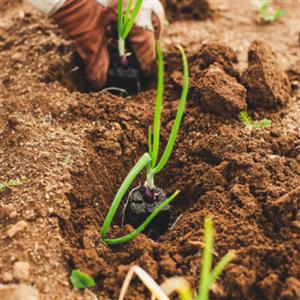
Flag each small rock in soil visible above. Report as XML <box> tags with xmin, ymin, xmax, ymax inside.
<box><xmin>195</xmin><ymin>63</ymin><xmax>247</xmax><ymax>116</ymax></box>
<box><xmin>13</xmin><ymin>261</ymin><xmax>30</xmax><ymax>281</ymax></box>
<box><xmin>191</xmin><ymin>40</ymin><xmax>239</xmax><ymax>79</ymax></box>
<box><xmin>242</xmin><ymin>40</ymin><xmax>291</xmax><ymax>109</ymax></box>
<box><xmin>1</xmin><ymin>272</ymin><xmax>13</xmax><ymax>283</ymax></box>
<box><xmin>7</xmin><ymin>220</ymin><xmax>28</xmax><ymax>238</ymax></box>
<box><xmin>0</xmin><ymin>284</ymin><xmax>39</xmax><ymax>300</ymax></box>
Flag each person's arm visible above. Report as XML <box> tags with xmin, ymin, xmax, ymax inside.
<box><xmin>26</xmin><ymin>0</ymin><xmax>165</xmax><ymax>89</ymax></box>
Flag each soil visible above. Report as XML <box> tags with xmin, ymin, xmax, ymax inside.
<box><xmin>0</xmin><ymin>0</ymin><xmax>300</xmax><ymax>300</ymax></box>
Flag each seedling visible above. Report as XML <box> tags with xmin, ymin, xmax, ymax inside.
<box><xmin>100</xmin><ymin>43</ymin><xmax>189</xmax><ymax>245</ymax></box>
<box><xmin>117</xmin><ymin>0</ymin><xmax>143</xmax><ymax>64</ymax></box>
<box><xmin>252</xmin><ymin>0</ymin><xmax>286</xmax><ymax>23</ymax></box>
<box><xmin>119</xmin><ymin>217</ymin><xmax>235</xmax><ymax>300</ymax></box>
<box><xmin>0</xmin><ymin>176</ymin><xmax>27</xmax><ymax>191</ymax></box>
<box><xmin>70</xmin><ymin>270</ymin><xmax>96</xmax><ymax>289</ymax></box>
<box><xmin>240</xmin><ymin>111</ymin><xmax>272</xmax><ymax>131</ymax></box>
<box><xmin>106</xmin><ymin>0</ymin><xmax>144</xmax><ymax>94</ymax></box>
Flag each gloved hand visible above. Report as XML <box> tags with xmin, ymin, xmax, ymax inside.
<box><xmin>51</xmin><ymin>0</ymin><xmax>165</xmax><ymax>89</ymax></box>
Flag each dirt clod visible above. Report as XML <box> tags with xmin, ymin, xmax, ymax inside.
<box><xmin>242</xmin><ymin>40</ymin><xmax>291</xmax><ymax>109</ymax></box>
<box><xmin>0</xmin><ymin>284</ymin><xmax>39</xmax><ymax>300</ymax></box>
<box><xmin>195</xmin><ymin>63</ymin><xmax>247</xmax><ymax>116</ymax></box>
<box><xmin>7</xmin><ymin>221</ymin><xmax>28</xmax><ymax>238</ymax></box>
<box><xmin>161</xmin><ymin>0</ymin><xmax>211</xmax><ymax>21</ymax></box>
<box><xmin>13</xmin><ymin>261</ymin><xmax>30</xmax><ymax>281</ymax></box>
<box><xmin>191</xmin><ymin>40</ymin><xmax>239</xmax><ymax>79</ymax></box>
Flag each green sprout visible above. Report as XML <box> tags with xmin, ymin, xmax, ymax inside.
<box><xmin>119</xmin><ymin>217</ymin><xmax>235</xmax><ymax>300</ymax></box>
<box><xmin>240</xmin><ymin>111</ymin><xmax>272</xmax><ymax>131</ymax></box>
<box><xmin>117</xmin><ymin>0</ymin><xmax>143</xmax><ymax>59</ymax></box>
<box><xmin>254</xmin><ymin>0</ymin><xmax>286</xmax><ymax>23</ymax></box>
<box><xmin>70</xmin><ymin>270</ymin><xmax>96</xmax><ymax>289</ymax></box>
<box><xmin>100</xmin><ymin>43</ymin><xmax>189</xmax><ymax>245</ymax></box>
<box><xmin>197</xmin><ymin>217</ymin><xmax>235</xmax><ymax>300</ymax></box>
<box><xmin>0</xmin><ymin>176</ymin><xmax>27</xmax><ymax>191</ymax></box>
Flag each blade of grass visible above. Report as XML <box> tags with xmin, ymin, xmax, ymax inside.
<box><xmin>197</xmin><ymin>217</ymin><xmax>214</xmax><ymax>300</ymax></box>
<box><xmin>102</xmin><ymin>190</ymin><xmax>179</xmax><ymax>245</ymax></box>
<box><xmin>153</xmin><ymin>45</ymin><xmax>189</xmax><ymax>175</ymax></box>
<box><xmin>101</xmin><ymin>153</ymin><xmax>152</xmax><ymax>238</ymax></box>
<box><xmin>121</xmin><ymin>0</ymin><xmax>143</xmax><ymax>40</ymax></box>
<box><xmin>151</xmin><ymin>42</ymin><xmax>164</xmax><ymax>167</ymax></box>
<box><xmin>209</xmin><ymin>251</ymin><xmax>235</xmax><ymax>285</ymax></box>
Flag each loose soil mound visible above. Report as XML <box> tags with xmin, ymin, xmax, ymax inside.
<box><xmin>0</xmin><ymin>1</ymin><xmax>300</xmax><ymax>300</ymax></box>
<box><xmin>161</xmin><ymin>0</ymin><xmax>212</xmax><ymax>21</ymax></box>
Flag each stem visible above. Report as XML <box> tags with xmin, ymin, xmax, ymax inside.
<box><xmin>151</xmin><ymin>42</ymin><xmax>164</xmax><ymax>168</ymax></box>
<box><xmin>153</xmin><ymin>45</ymin><xmax>189</xmax><ymax>175</ymax></box>
<box><xmin>197</xmin><ymin>217</ymin><xmax>214</xmax><ymax>300</ymax></box>
<box><xmin>101</xmin><ymin>153</ymin><xmax>152</xmax><ymax>238</ymax></box>
<box><xmin>103</xmin><ymin>190</ymin><xmax>179</xmax><ymax>245</ymax></box>
<box><xmin>146</xmin><ymin>171</ymin><xmax>155</xmax><ymax>189</ymax></box>
<box><xmin>118</xmin><ymin>38</ymin><xmax>126</xmax><ymax>58</ymax></box>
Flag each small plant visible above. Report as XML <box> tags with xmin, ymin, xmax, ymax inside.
<box><xmin>253</xmin><ymin>0</ymin><xmax>286</xmax><ymax>23</ymax></box>
<box><xmin>117</xmin><ymin>0</ymin><xmax>143</xmax><ymax>66</ymax></box>
<box><xmin>240</xmin><ymin>111</ymin><xmax>272</xmax><ymax>131</ymax></box>
<box><xmin>0</xmin><ymin>176</ymin><xmax>27</xmax><ymax>191</ymax></box>
<box><xmin>70</xmin><ymin>270</ymin><xmax>96</xmax><ymax>289</ymax></box>
<box><xmin>119</xmin><ymin>217</ymin><xmax>235</xmax><ymax>300</ymax></box>
<box><xmin>100</xmin><ymin>43</ymin><xmax>189</xmax><ymax>245</ymax></box>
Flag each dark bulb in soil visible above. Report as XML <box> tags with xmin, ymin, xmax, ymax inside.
<box><xmin>120</xmin><ymin>55</ymin><xmax>129</xmax><ymax>68</ymax></box>
<box><xmin>106</xmin><ymin>51</ymin><xmax>141</xmax><ymax>95</ymax></box>
<box><xmin>124</xmin><ymin>186</ymin><xmax>171</xmax><ymax>239</ymax></box>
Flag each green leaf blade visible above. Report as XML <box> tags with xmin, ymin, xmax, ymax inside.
<box><xmin>153</xmin><ymin>45</ymin><xmax>189</xmax><ymax>175</ymax></box>
<box><xmin>151</xmin><ymin>42</ymin><xmax>164</xmax><ymax>168</ymax></box>
<box><xmin>101</xmin><ymin>153</ymin><xmax>152</xmax><ymax>239</ymax></box>
<box><xmin>70</xmin><ymin>270</ymin><xmax>96</xmax><ymax>289</ymax></box>
<box><xmin>121</xmin><ymin>0</ymin><xmax>143</xmax><ymax>40</ymax></box>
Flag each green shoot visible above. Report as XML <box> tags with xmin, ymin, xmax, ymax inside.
<box><xmin>240</xmin><ymin>111</ymin><xmax>272</xmax><ymax>131</ymax></box>
<box><xmin>197</xmin><ymin>218</ymin><xmax>235</xmax><ymax>300</ymax></box>
<box><xmin>101</xmin><ymin>153</ymin><xmax>152</xmax><ymax>239</ymax></box>
<box><xmin>117</xmin><ymin>0</ymin><xmax>143</xmax><ymax>57</ymax></box>
<box><xmin>254</xmin><ymin>0</ymin><xmax>286</xmax><ymax>23</ymax></box>
<box><xmin>198</xmin><ymin>217</ymin><xmax>214</xmax><ymax>300</ymax></box>
<box><xmin>70</xmin><ymin>270</ymin><xmax>96</xmax><ymax>289</ymax></box>
<box><xmin>146</xmin><ymin>43</ymin><xmax>189</xmax><ymax>188</ymax></box>
<box><xmin>0</xmin><ymin>176</ymin><xmax>27</xmax><ymax>191</ymax></box>
<box><xmin>119</xmin><ymin>217</ymin><xmax>235</xmax><ymax>300</ymax></box>
<box><xmin>100</xmin><ymin>45</ymin><xmax>189</xmax><ymax>245</ymax></box>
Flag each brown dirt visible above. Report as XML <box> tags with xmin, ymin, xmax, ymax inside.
<box><xmin>161</xmin><ymin>0</ymin><xmax>212</xmax><ymax>21</ymax></box>
<box><xmin>0</xmin><ymin>1</ymin><xmax>300</xmax><ymax>300</ymax></box>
